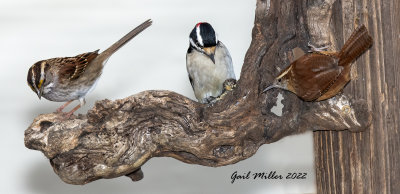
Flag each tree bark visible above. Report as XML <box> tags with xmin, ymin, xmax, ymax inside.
<box><xmin>313</xmin><ymin>0</ymin><xmax>400</xmax><ymax>193</ymax></box>
<box><xmin>23</xmin><ymin>0</ymin><xmax>382</xmax><ymax>190</ymax></box>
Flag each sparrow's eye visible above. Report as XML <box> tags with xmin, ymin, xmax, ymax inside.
<box><xmin>28</xmin><ymin>83</ymin><xmax>36</xmax><ymax>92</ymax></box>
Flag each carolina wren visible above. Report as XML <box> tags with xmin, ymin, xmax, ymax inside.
<box><xmin>264</xmin><ymin>25</ymin><xmax>373</xmax><ymax>101</ymax></box>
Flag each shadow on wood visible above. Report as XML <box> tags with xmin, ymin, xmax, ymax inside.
<box><xmin>24</xmin><ymin>0</ymin><xmax>377</xmax><ymax>188</ymax></box>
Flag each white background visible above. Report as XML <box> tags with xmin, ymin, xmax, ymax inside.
<box><xmin>0</xmin><ymin>0</ymin><xmax>316</xmax><ymax>193</ymax></box>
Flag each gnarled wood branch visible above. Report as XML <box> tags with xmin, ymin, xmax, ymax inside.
<box><xmin>24</xmin><ymin>0</ymin><xmax>371</xmax><ymax>185</ymax></box>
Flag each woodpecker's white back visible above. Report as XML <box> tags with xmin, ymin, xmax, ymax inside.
<box><xmin>186</xmin><ymin>41</ymin><xmax>235</xmax><ymax>103</ymax></box>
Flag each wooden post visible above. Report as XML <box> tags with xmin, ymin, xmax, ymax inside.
<box><xmin>24</xmin><ymin>0</ymin><xmax>398</xmax><ymax>191</ymax></box>
<box><xmin>314</xmin><ymin>0</ymin><xmax>400</xmax><ymax>193</ymax></box>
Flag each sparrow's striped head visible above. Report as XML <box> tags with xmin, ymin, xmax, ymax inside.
<box><xmin>189</xmin><ymin>22</ymin><xmax>218</xmax><ymax>63</ymax></box>
<box><xmin>27</xmin><ymin>61</ymin><xmax>50</xmax><ymax>99</ymax></box>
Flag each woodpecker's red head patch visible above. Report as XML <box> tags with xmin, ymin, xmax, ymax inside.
<box><xmin>190</xmin><ymin>22</ymin><xmax>217</xmax><ymax>48</ymax></box>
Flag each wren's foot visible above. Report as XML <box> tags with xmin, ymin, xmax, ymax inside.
<box><xmin>307</xmin><ymin>42</ymin><xmax>330</xmax><ymax>52</ymax></box>
<box><xmin>308</xmin><ymin>42</ymin><xmax>338</xmax><ymax>57</ymax></box>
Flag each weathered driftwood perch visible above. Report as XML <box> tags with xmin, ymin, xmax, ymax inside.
<box><xmin>25</xmin><ymin>0</ymin><xmax>373</xmax><ymax>185</ymax></box>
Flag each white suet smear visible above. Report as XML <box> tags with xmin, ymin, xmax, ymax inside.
<box><xmin>271</xmin><ymin>93</ymin><xmax>284</xmax><ymax>116</ymax></box>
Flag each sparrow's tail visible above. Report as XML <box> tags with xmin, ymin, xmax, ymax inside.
<box><xmin>98</xmin><ymin>19</ymin><xmax>152</xmax><ymax>63</ymax></box>
<box><xmin>338</xmin><ymin>25</ymin><xmax>373</xmax><ymax>66</ymax></box>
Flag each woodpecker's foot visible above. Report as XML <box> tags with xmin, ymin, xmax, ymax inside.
<box><xmin>215</xmin><ymin>94</ymin><xmax>227</xmax><ymax>103</ymax></box>
<box><xmin>205</xmin><ymin>96</ymin><xmax>217</xmax><ymax>104</ymax></box>
<box><xmin>209</xmin><ymin>79</ymin><xmax>238</xmax><ymax>104</ymax></box>
<box><xmin>208</xmin><ymin>94</ymin><xmax>226</xmax><ymax>105</ymax></box>
<box><xmin>222</xmin><ymin>79</ymin><xmax>237</xmax><ymax>93</ymax></box>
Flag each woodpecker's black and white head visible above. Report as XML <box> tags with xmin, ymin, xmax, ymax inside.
<box><xmin>189</xmin><ymin>22</ymin><xmax>218</xmax><ymax>63</ymax></box>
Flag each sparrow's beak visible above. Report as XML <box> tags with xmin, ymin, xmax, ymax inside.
<box><xmin>37</xmin><ymin>89</ymin><xmax>42</xmax><ymax>100</ymax></box>
<box><xmin>37</xmin><ymin>80</ymin><xmax>44</xmax><ymax>100</ymax></box>
<box><xmin>203</xmin><ymin>46</ymin><xmax>216</xmax><ymax>64</ymax></box>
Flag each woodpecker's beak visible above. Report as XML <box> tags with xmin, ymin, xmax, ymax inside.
<box><xmin>203</xmin><ymin>46</ymin><xmax>216</xmax><ymax>64</ymax></box>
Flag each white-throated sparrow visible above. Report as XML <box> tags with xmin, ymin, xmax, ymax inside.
<box><xmin>27</xmin><ymin>19</ymin><xmax>152</xmax><ymax>115</ymax></box>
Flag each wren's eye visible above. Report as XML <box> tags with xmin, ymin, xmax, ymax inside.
<box><xmin>277</xmin><ymin>78</ymin><xmax>282</xmax><ymax>82</ymax></box>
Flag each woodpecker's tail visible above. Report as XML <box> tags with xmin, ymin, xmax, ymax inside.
<box><xmin>97</xmin><ymin>19</ymin><xmax>152</xmax><ymax>63</ymax></box>
<box><xmin>338</xmin><ymin>25</ymin><xmax>373</xmax><ymax>66</ymax></box>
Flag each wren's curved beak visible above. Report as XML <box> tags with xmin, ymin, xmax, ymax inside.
<box><xmin>203</xmin><ymin>46</ymin><xmax>216</xmax><ymax>64</ymax></box>
<box><xmin>263</xmin><ymin>84</ymin><xmax>276</xmax><ymax>92</ymax></box>
<box><xmin>263</xmin><ymin>79</ymin><xmax>279</xmax><ymax>92</ymax></box>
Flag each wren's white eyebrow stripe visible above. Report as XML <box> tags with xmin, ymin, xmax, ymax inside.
<box><xmin>196</xmin><ymin>25</ymin><xmax>204</xmax><ymax>47</ymax></box>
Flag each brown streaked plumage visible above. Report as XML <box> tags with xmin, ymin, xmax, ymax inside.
<box><xmin>27</xmin><ymin>19</ymin><xmax>152</xmax><ymax>116</ymax></box>
<box><xmin>264</xmin><ymin>24</ymin><xmax>373</xmax><ymax>101</ymax></box>
<box><xmin>59</xmin><ymin>50</ymin><xmax>99</xmax><ymax>81</ymax></box>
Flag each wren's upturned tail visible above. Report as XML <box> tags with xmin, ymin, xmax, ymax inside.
<box><xmin>263</xmin><ymin>25</ymin><xmax>373</xmax><ymax>101</ymax></box>
<box><xmin>337</xmin><ymin>25</ymin><xmax>373</xmax><ymax>67</ymax></box>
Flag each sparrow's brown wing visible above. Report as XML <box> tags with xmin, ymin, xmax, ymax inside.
<box><xmin>290</xmin><ymin>53</ymin><xmax>343</xmax><ymax>101</ymax></box>
<box><xmin>58</xmin><ymin>50</ymin><xmax>99</xmax><ymax>80</ymax></box>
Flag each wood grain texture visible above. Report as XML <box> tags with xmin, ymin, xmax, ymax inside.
<box><xmin>314</xmin><ymin>0</ymin><xmax>400</xmax><ymax>193</ymax></box>
<box><xmin>23</xmin><ymin>0</ymin><xmax>379</xmax><ymax>186</ymax></box>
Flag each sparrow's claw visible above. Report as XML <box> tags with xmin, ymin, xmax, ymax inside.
<box><xmin>56</xmin><ymin>100</ymin><xmax>73</xmax><ymax>113</ymax></box>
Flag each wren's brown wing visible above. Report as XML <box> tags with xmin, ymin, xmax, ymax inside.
<box><xmin>59</xmin><ymin>50</ymin><xmax>99</xmax><ymax>80</ymax></box>
<box><xmin>290</xmin><ymin>53</ymin><xmax>344</xmax><ymax>101</ymax></box>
